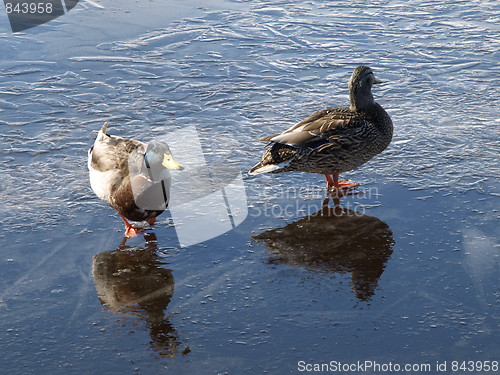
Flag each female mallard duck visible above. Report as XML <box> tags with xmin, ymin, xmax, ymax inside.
<box><xmin>88</xmin><ymin>122</ymin><xmax>183</xmax><ymax>238</ymax></box>
<box><xmin>249</xmin><ymin>66</ymin><xmax>393</xmax><ymax>194</ymax></box>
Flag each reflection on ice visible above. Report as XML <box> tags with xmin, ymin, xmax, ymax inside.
<box><xmin>253</xmin><ymin>199</ymin><xmax>394</xmax><ymax>301</ymax></box>
<box><xmin>91</xmin><ymin>234</ymin><xmax>182</xmax><ymax>357</ymax></box>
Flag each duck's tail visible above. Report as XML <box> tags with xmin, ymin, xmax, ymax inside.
<box><xmin>249</xmin><ymin>164</ymin><xmax>280</xmax><ymax>175</ymax></box>
<box><xmin>248</xmin><ymin>142</ymin><xmax>298</xmax><ymax>175</ymax></box>
<box><xmin>100</xmin><ymin>121</ymin><xmax>109</xmax><ymax>134</ymax></box>
<box><xmin>248</xmin><ymin>159</ymin><xmax>292</xmax><ymax>175</ymax></box>
<box><xmin>92</xmin><ymin>121</ymin><xmax>109</xmax><ymax>136</ymax></box>
<box><xmin>92</xmin><ymin>121</ymin><xmax>110</xmax><ymax>141</ymax></box>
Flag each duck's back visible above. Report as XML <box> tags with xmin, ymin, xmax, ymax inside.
<box><xmin>88</xmin><ymin>128</ymin><xmax>145</xmax><ymax>204</ymax></box>
<box><xmin>250</xmin><ymin>103</ymin><xmax>393</xmax><ymax>175</ymax></box>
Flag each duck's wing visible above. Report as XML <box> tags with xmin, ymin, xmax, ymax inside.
<box><xmin>89</xmin><ymin>122</ymin><xmax>145</xmax><ymax>173</ymax></box>
<box><xmin>258</xmin><ymin>108</ymin><xmax>369</xmax><ymax>152</ymax></box>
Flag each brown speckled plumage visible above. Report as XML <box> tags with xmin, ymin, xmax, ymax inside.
<box><xmin>249</xmin><ymin>66</ymin><xmax>393</xmax><ymax>180</ymax></box>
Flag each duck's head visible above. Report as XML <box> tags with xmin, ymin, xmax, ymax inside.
<box><xmin>348</xmin><ymin>66</ymin><xmax>382</xmax><ymax>111</ymax></box>
<box><xmin>144</xmin><ymin>141</ymin><xmax>184</xmax><ymax>171</ymax></box>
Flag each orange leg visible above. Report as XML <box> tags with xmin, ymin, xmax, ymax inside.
<box><xmin>145</xmin><ymin>217</ymin><xmax>156</xmax><ymax>226</ymax></box>
<box><xmin>120</xmin><ymin>215</ymin><xmax>144</xmax><ymax>238</ymax></box>
<box><xmin>324</xmin><ymin>172</ymin><xmax>360</xmax><ymax>197</ymax></box>
<box><xmin>323</xmin><ymin>174</ymin><xmax>335</xmax><ymax>188</ymax></box>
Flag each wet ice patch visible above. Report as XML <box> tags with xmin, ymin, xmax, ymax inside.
<box><xmin>461</xmin><ymin>228</ymin><xmax>499</xmax><ymax>307</ymax></box>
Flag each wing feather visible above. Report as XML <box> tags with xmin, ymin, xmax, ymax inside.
<box><xmin>258</xmin><ymin>107</ymin><xmax>369</xmax><ymax>151</ymax></box>
<box><xmin>91</xmin><ymin>131</ymin><xmax>145</xmax><ymax>173</ymax></box>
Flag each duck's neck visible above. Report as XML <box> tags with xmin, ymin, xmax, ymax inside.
<box><xmin>142</xmin><ymin>153</ymin><xmax>168</xmax><ymax>181</ymax></box>
<box><xmin>349</xmin><ymin>86</ymin><xmax>376</xmax><ymax>112</ymax></box>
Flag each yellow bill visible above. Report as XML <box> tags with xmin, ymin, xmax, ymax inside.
<box><xmin>162</xmin><ymin>154</ymin><xmax>184</xmax><ymax>170</ymax></box>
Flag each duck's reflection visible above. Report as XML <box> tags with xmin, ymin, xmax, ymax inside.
<box><xmin>92</xmin><ymin>233</ymin><xmax>181</xmax><ymax>356</ymax></box>
<box><xmin>253</xmin><ymin>199</ymin><xmax>394</xmax><ymax>301</ymax></box>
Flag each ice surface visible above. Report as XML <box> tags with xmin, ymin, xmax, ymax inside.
<box><xmin>1</xmin><ymin>0</ymin><xmax>497</xmax><ymax>230</ymax></box>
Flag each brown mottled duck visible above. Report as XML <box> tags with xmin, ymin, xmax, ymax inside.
<box><xmin>249</xmin><ymin>66</ymin><xmax>393</xmax><ymax>195</ymax></box>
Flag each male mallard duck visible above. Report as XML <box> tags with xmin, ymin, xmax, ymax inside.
<box><xmin>249</xmin><ymin>66</ymin><xmax>393</xmax><ymax>194</ymax></box>
<box><xmin>88</xmin><ymin>122</ymin><xmax>183</xmax><ymax>238</ymax></box>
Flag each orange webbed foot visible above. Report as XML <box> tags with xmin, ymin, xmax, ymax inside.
<box><xmin>337</xmin><ymin>179</ymin><xmax>359</xmax><ymax>189</ymax></box>
<box><xmin>120</xmin><ymin>215</ymin><xmax>145</xmax><ymax>238</ymax></box>
<box><xmin>124</xmin><ymin>225</ymin><xmax>144</xmax><ymax>238</ymax></box>
<box><xmin>324</xmin><ymin>173</ymin><xmax>360</xmax><ymax>194</ymax></box>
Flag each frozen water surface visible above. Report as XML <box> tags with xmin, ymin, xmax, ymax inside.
<box><xmin>0</xmin><ymin>0</ymin><xmax>498</xmax><ymax>373</ymax></box>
